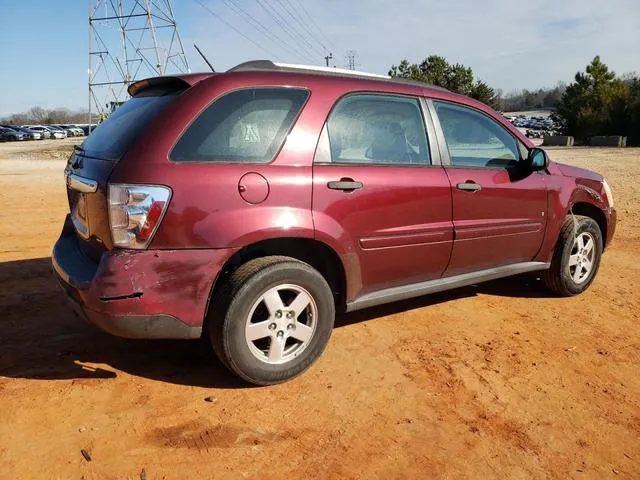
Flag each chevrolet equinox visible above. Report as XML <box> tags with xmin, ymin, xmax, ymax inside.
<box><xmin>53</xmin><ymin>61</ymin><xmax>617</xmax><ymax>385</ymax></box>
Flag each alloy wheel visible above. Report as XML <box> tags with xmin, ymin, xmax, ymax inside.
<box><xmin>568</xmin><ymin>231</ymin><xmax>596</xmax><ymax>284</ymax></box>
<box><xmin>245</xmin><ymin>284</ymin><xmax>318</xmax><ymax>365</ymax></box>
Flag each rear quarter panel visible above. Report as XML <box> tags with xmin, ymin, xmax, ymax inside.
<box><xmin>109</xmin><ymin>73</ymin><xmax>325</xmax><ymax>250</ymax></box>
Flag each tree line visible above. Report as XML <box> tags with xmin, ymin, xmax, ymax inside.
<box><xmin>500</xmin><ymin>84</ymin><xmax>566</xmax><ymax>112</ymax></box>
<box><xmin>389</xmin><ymin>55</ymin><xmax>640</xmax><ymax>145</ymax></box>
<box><xmin>0</xmin><ymin>106</ymin><xmax>89</xmax><ymax>126</ymax></box>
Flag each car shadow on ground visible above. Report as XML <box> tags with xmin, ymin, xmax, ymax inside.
<box><xmin>0</xmin><ymin>257</ymin><xmax>555</xmax><ymax>389</ymax></box>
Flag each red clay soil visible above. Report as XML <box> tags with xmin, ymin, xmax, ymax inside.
<box><xmin>0</xmin><ymin>141</ymin><xmax>638</xmax><ymax>479</ymax></box>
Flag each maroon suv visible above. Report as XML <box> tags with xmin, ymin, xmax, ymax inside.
<box><xmin>53</xmin><ymin>61</ymin><xmax>616</xmax><ymax>385</ymax></box>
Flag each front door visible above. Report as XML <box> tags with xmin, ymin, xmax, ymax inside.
<box><xmin>431</xmin><ymin>100</ymin><xmax>547</xmax><ymax>276</ymax></box>
<box><xmin>312</xmin><ymin>94</ymin><xmax>453</xmax><ymax>299</ymax></box>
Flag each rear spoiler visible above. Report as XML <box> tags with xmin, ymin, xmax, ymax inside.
<box><xmin>127</xmin><ymin>73</ymin><xmax>217</xmax><ymax>97</ymax></box>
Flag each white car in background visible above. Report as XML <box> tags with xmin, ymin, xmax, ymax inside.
<box><xmin>53</xmin><ymin>125</ymin><xmax>76</xmax><ymax>137</ymax></box>
<box><xmin>23</xmin><ymin>125</ymin><xmax>52</xmax><ymax>139</ymax></box>
<box><xmin>62</xmin><ymin>125</ymin><xmax>85</xmax><ymax>136</ymax></box>
<box><xmin>44</xmin><ymin>126</ymin><xmax>67</xmax><ymax>139</ymax></box>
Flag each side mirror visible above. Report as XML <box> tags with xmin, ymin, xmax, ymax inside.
<box><xmin>528</xmin><ymin>147</ymin><xmax>549</xmax><ymax>171</ymax></box>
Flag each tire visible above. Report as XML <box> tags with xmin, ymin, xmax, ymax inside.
<box><xmin>208</xmin><ymin>256</ymin><xmax>335</xmax><ymax>385</ymax></box>
<box><xmin>541</xmin><ymin>214</ymin><xmax>603</xmax><ymax>296</ymax></box>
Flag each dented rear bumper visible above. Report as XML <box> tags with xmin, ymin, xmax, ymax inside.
<box><xmin>52</xmin><ymin>215</ymin><xmax>234</xmax><ymax>339</ymax></box>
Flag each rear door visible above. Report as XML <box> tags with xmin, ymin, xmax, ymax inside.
<box><xmin>430</xmin><ymin>100</ymin><xmax>547</xmax><ymax>276</ymax></box>
<box><xmin>312</xmin><ymin>93</ymin><xmax>453</xmax><ymax>298</ymax></box>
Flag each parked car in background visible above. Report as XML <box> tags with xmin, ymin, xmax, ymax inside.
<box><xmin>23</xmin><ymin>125</ymin><xmax>52</xmax><ymax>139</ymax></box>
<box><xmin>64</xmin><ymin>125</ymin><xmax>85</xmax><ymax>136</ymax></box>
<box><xmin>6</xmin><ymin>126</ymin><xmax>43</xmax><ymax>140</ymax></box>
<box><xmin>53</xmin><ymin>61</ymin><xmax>617</xmax><ymax>386</ymax></box>
<box><xmin>77</xmin><ymin>123</ymin><xmax>99</xmax><ymax>135</ymax></box>
<box><xmin>45</xmin><ymin>126</ymin><xmax>67</xmax><ymax>139</ymax></box>
<box><xmin>0</xmin><ymin>126</ymin><xmax>27</xmax><ymax>141</ymax></box>
<box><xmin>56</xmin><ymin>125</ymin><xmax>77</xmax><ymax>137</ymax></box>
<box><xmin>1</xmin><ymin>125</ymin><xmax>36</xmax><ymax>140</ymax></box>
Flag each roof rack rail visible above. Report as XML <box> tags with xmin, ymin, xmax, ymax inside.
<box><xmin>226</xmin><ymin>60</ymin><xmax>449</xmax><ymax>92</ymax></box>
<box><xmin>228</xmin><ymin>60</ymin><xmax>389</xmax><ymax>79</ymax></box>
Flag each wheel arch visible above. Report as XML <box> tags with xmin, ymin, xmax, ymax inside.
<box><xmin>570</xmin><ymin>202</ymin><xmax>607</xmax><ymax>251</ymax></box>
<box><xmin>205</xmin><ymin>237</ymin><xmax>348</xmax><ymax>320</ymax></box>
<box><xmin>537</xmin><ymin>181</ymin><xmax>611</xmax><ymax>263</ymax></box>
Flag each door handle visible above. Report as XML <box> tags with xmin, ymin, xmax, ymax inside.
<box><xmin>327</xmin><ymin>178</ymin><xmax>363</xmax><ymax>192</ymax></box>
<box><xmin>456</xmin><ymin>181</ymin><xmax>481</xmax><ymax>192</ymax></box>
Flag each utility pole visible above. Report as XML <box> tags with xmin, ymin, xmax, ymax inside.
<box><xmin>88</xmin><ymin>0</ymin><xmax>190</xmax><ymax>122</ymax></box>
<box><xmin>345</xmin><ymin>50</ymin><xmax>359</xmax><ymax>70</ymax></box>
<box><xmin>324</xmin><ymin>52</ymin><xmax>333</xmax><ymax>67</ymax></box>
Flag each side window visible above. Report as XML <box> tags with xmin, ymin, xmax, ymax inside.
<box><xmin>318</xmin><ymin>94</ymin><xmax>430</xmax><ymax>165</ymax></box>
<box><xmin>171</xmin><ymin>88</ymin><xmax>308</xmax><ymax>163</ymax></box>
<box><xmin>433</xmin><ymin>101</ymin><xmax>522</xmax><ymax>169</ymax></box>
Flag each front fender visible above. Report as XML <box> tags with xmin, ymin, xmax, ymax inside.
<box><xmin>536</xmin><ymin>176</ymin><xmax>611</xmax><ymax>262</ymax></box>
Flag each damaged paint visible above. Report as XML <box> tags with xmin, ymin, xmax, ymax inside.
<box><xmin>55</xmin><ymin>242</ymin><xmax>237</xmax><ymax>327</ymax></box>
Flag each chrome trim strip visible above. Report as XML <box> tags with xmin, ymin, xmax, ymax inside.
<box><xmin>71</xmin><ymin>211</ymin><xmax>90</xmax><ymax>239</ymax></box>
<box><xmin>67</xmin><ymin>173</ymin><xmax>98</xmax><ymax>193</ymax></box>
<box><xmin>346</xmin><ymin>261</ymin><xmax>550</xmax><ymax>312</ymax></box>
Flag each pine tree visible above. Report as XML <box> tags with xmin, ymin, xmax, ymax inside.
<box><xmin>389</xmin><ymin>55</ymin><xmax>498</xmax><ymax>108</ymax></box>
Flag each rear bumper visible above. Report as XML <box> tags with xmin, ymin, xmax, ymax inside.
<box><xmin>52</xmin><ymin>215</ymin><xmax>234</xmax><ymax>339</ymax></box>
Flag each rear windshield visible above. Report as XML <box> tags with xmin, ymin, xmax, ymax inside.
<box><xmin>171</xmin><ymin>88</ymin><xmax>309</xmax><ymax>163</ymax></box>
<box><xmin>80</xmin><ymin>89</ymin><xmax>182</xmax><ymax>160</ymax></box>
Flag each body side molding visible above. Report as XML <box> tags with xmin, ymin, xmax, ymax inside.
<box><xmin>346</xmin><ymin>261</ymin><xmax>550</xmax><ymax>312</ymax></box>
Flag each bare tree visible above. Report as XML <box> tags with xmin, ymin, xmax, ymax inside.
<box><xmin>26</xmin><ymin>106</ymin><xmax>49</xmax><ymax>124</ymax></box>
<box><xmin>0</xmin><ymin>106</ymin><xmax>89</xmax><ymax>125</ymax></box>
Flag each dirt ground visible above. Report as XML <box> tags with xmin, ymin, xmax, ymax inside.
<box><xmin>0</xmin><ymin>139</ymin><xmax>638</xmax><ymax>479</ymax></box>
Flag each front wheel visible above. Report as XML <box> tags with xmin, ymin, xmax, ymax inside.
<box><xmin>208</xmin><ymin>256</ymin><xmax>335</xmax><ymax>385</ymax></box>
<box><xmin>541</xmin><ymin>215</ymin><xmax>603</xmax><ymax>296</ymax></box>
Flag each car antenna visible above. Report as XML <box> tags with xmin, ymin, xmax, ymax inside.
<box><xmin>194</xmin><ymin>44</ymin><xmax>215</xmax><ymax>72</ymax></box>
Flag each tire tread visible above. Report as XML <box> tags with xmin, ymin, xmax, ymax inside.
<box><xmin>207</xmin><ymin>256</ymin><xmax>334</xmax><ymax>385</ymax></box>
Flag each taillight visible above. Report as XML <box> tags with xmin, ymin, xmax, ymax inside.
<box><xmin>108</xmin><ymin>183</ymin><xmax>171</xmax><ymax>249</ymax></box>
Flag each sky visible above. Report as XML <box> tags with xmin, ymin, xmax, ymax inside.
<box><xmin>1</xmin><ymin>0</ymin><xmax>639</xmax><ymax>116</ymax></box>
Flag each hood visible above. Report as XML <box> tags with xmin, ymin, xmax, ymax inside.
<box><xmin>555</xmin><ymin>162</ymin><xmax>603</xmax><ymax>182</ymax></box>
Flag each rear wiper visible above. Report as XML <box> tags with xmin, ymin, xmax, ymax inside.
<box><xmin>73</xmin><ymin>144</ymin><xmax>85</xmax><ymax>153</ymax></box>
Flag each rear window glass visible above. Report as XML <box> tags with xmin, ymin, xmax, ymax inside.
<box><xmin>80</xmin><ymin>90</ymin><xmax>181</xmax><ymax>160</ymax></box>
<box><xmin>171</xmin><ymin>88</ymin><xmax>309</xmax><ymax>163</ymax></box>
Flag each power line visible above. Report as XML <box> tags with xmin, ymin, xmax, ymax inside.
<box><xmin>193</xmin><ymin>0</ymin><xmax>282</xmax><ymax>61</ymax></box>
<box><xmin>253</xmin><ymin>0</ymin><xmax>323</xmax><ymax>60</ymax></box>
<box><xmin>271</xmin><ymin>0</ymin><xmax>326</xmax><ymax>55</ymax></box>
<box><xmin>221</xmin><ymin>0</ymin><xmax>316</xmax><ymax>63</ymax></box>
<box><xmin>291</xmin><ymin>0</ymin><xmax>337</xmax><ymax>51</ymax></box>
<box><xmin>274</xmin><ymin>0</ymin><xmax>328</xmax><ymax>53</ymax></box>
<box><xmin>260</xmin><ymin>0</ymin><xmax>324</xmax><ymax>57</ymax></box>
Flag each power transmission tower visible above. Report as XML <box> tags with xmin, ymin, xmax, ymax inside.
<box><xmin>88</xmin><ymin>0</ymin><xmax>190</xmax><ymax>124</ymax></box>
<box><xmin>345</xmin><ymin>50</ymin><xmax>359</xmax><ymax>70</ymax></box>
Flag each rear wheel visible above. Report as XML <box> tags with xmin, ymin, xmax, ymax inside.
<box><xmin>541</xmin><ymin>215</ymin><xmax>603</xmax><ymax>296</ymax></box>
<box><xmin>208</xmin><ymin>256</ymin><xmax>335</xmax><ymax>385</ymax></box>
